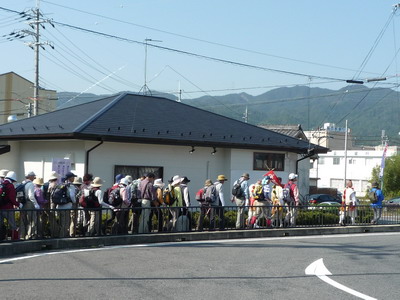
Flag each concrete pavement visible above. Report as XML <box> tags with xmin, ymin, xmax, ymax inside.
<box><xmin>1</xmin><ymin>224</ymin><xmax>399</xmax><ymax>258</ymax></box>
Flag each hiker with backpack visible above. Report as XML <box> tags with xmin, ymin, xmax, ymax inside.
<box><xmin>82</xmin><ymin>177</ymin><xmax>114</xmax><ymax>236</ymax></box>
<box><xmin>247</xmin><ymin>180</ymin><xmax>260</xmax><ymax>228</ymax></box>
<box><xmin>70</xmin><ymin>176</ymin><xmax>83</xmax><ymax>237</ymax></box>
<box><xmin>150</xmin><ymin>178</ymin><xmax>165</xmax><ymax>232</ymax></box>
<box><xmin>250</xmin><ymin>177</ymin><xmax>273</xmax><ymax>228</ymax></box>
<box><xmin>128</xmin><ymin>175</ymin><xmax>145</xmax><ymax>234</ymax></box>
<box><xmin>271</xmin><ymin>177</ymin><xmax>284</xmax><ymax>228</ymax></box>
<box><xmin>283</xmin><ymin>173</ymin><xmax>300</xmax><ymax>227</ymax></box>
<box><xmin>214</xmin><ymin>174</ymin><xmax>228</xmax><ymax>230</ymax></box>
<box><xmin>138</xmin><ymin>172</ymin><xmax>157</xmax><ymax>233</ymax></box>
<box><xmin>369</xmin><ymin>181</ymin><xmax>384</xmax><ymax>225</ymax></box>
<box><xmin>18</xmin><ymin>171</ymin><xmax>41</xmax><ymax>240</ymax></box>
<box><xmin>165</xmin><ymin>175</ymin><xmax>184</xmax><ymax>231</ymax></box>
<box><xmin>196</xmin><ymin>179</ymin><xmax>217</xmax><ymax>231</ymax></box>
<box><xmin>102</xmin><ymin>174</ymin><xmax>124</xmax><ymax>235</ymax></box>
<box><xmin>46</xmin><ymin>171</ymin><xmax>60</xmax><ymax>238</ymax></box>
<box><xmin>33</xmin><ymin>177</ymin><xmax>48</xmax><ymax>238</ymax></box>
<box><xmin>111</xmin><ymin>177</ymin><xmax>131</xmax><ymax>235</ymax></box>
<box><xmin>179</xmin><ymin>176</ymin><xmax>192</xmax><ymax>231</ymax></box>
<box><xmin>340</xmin><ymin>180</ymin><xmax>358</xmax><ymax>226</ymax></box>
<box><xmin>52</xmin><ymin>171</ymin><xmax>77</xmax><ymax>238</ymax></box>
<box><xmin>0</xmin><ymin>171</ymin><xmax>20</xmax><ymax>240</ymax></box>
<box><xmin>231</xmin><ymin>173</ymin><xmax>250</xmax><ymax>229</ymax></box>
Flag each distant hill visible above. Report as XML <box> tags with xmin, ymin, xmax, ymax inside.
<box><xmin>182</xmin><ymin>85</ymin><xmax>400</xmax><ymax>145</ymax></box>
<box><xmin>57</xmin><ymin>85</ymin><xmax>400</xmax><ymax>145</ymax></box>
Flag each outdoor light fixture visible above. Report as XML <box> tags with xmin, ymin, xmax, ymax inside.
<box><xmin>64</xmin><ymin>153</ymin><xmax>72</xmax><ymax>160</ymax></box>
<box><xmin>189</xmin><ymin>146</ymin><xmax>195</xmax><ymax>154</ymax></box>
<box><xmin>211</xmin><ymin>147</ymin><xmax>217</xmax><ymax>155</ymax></box>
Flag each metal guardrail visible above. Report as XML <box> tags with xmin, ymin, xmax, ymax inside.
<box><xmin>0</xmin><ymin>204</ymin><xmax>399</xmax><ymax>241</ymax></box>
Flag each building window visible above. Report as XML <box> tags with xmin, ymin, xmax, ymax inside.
<box><xmin>114</xmin><ymin>165</ymin><xmax>164</xmax><ymax>182</ymax></box>
<box><xmin>333</xmin><ymin>157</ymin><xmax>340</xmax><ymax>165</ymax></box>
<box><xmin>253</xmin><ymin>152</ymin><xmax>284</xmax><ymax>171</ymax></box>
<box><xmin>319</xmin><ymin>157</ymin><xmax>325</xmax><ymax>165</ymax></box>
<box><xmin>331</xmin><ymin>178</ymin><xmax>344</xmax><ymax>190</ymax></box>
<box><xmin>349</xmin><ymin>159</ymin><xmax>356</xmax><ymax>165</ymax></box>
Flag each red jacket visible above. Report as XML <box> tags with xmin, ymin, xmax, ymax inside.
<box><xmin>0</xmin><ymin>179</ymin><xmax>19</xmax><ymax>209</ymax></box>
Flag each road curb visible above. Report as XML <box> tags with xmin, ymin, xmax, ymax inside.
<box><xmin>1</xmin><ymin>225</ymin><xmax>399</xmax><ymax>258</ymax></box>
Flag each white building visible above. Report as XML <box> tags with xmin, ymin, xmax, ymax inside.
<box><xmin>0</xmin><ymin>93</ymin><xmax>326</xmax><ymax>201</ymax></box>
<box><xmin>306</xmin><ymin>123</ymin><xmax>397</xmax><ymax>195</ymax></box>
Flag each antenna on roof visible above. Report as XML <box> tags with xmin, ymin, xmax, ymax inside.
<box><xmin>139</xmin><ymin>38</ymin><xmax>162</xmax><ymax>96</ymax></box>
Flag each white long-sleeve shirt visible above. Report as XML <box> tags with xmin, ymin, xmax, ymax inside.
<box><xmin>214</xmin><ymin>181</ymin><xmax>225</xmax><ymax>206</ymax></box>
<box><xmin>180</xmin><ymin>184</ymin><xmax>190</xmax><ymax>207</ymax></box>
<box><xmin>23</xmin><ymin>179</ymin><xmax>39</xmax><ymax>208</ymax></box>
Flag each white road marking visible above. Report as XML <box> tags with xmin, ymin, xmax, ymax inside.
<box><xmin>305</xmin><ymin>258</ymin><xmax>377</xmax><ymax>300</ymax></box>
<box><xmin>1</xmin><ymin>231</ymin><xmax>399</xmax><ymax>265</ymax></box>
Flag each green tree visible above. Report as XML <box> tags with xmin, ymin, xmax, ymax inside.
<box><xmin>371</xmin><ymin>154</ymin><xmax>400</xmax><ymax>198</ymax></box>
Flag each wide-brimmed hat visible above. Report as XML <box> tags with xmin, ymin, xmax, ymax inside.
<box><xmin>120</xmin><ymin>178</ymin><xmax>129</xmax><ymax>186</ymax></box>
<box><xmin>48</xmin><ymin>171</ymin><xmax>59</xmax><ymax>181</ymax></box>
<box><xmin>0</xmin><ymin>169</ymin><xmax>9</xmax><ymax>177</ymax></box>
<box><xmin>172</xmin><ymin>175</ymin><xmax>182</xmax><ymax>186</ymax></box>
<box><xmin>125</xmin><ymin>175</ymin><xmax>133</xmax><ymax>183</ymax></box>
<box><xmin>205</xmin><ymin>179</ymin><xmax>213</xmax><ymax>186</ymax></box>
<box><xmin>154</xmin><ymin>178</ymin><xmax>165</xmax><ymax>188</ymax></box>
<box><xmin>73</xmin><ymin>177</ymin><xmax>83</xmax><ymax>185</ymax></box>
<box><xmin>5</xmin><ymin>171</ymin><xmax>17</xmax><ymax>182</ymax></box>
<box><xmin>217</xmin><ymin>175</ymin><xmax>228</xmax><ymax>181</ymax></box>
<box><xmin>289</xmin><ymin>173</ymin><xmax>298</xmax><ymax>180</ymax></box>
<box><xmin>91</xmin><ymin>177</ymin><xmax>103</xmax><ymax>187</ymax></box>
<box><xmin>33</xmin><ymin>177</ymin><xmax>44</xmax><ymax>186</ymax></box>
<box><xmin>25</xmin><ymin>171</ymin><xmax>36</xmax><ymax>177</ymax></box>
<box><xmin>241</xmin><ymin>173</ymin><xmax>250</xmax><ymax>180</ymax></box>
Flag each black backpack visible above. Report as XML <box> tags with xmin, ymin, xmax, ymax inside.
<box><xmin>0</xmin><ymin>182</ymin><xmax>8</xmax><ymax>206</ymax></box>
<box><xmin>232</xmin><ymin>179</ymin><xmax>244</xmax><ymax>198</ymax></box>
<box><xmin>51</xmin><ymin>184</ymin><xmax>71</xmax><ymax>205</ymax></box>
<box><xmin>15</xmin><ymin>182</ymin><xmax>28</xmax><ymax>204</ymax></box>
<box><xmin>108</xmin><ymin>187</ymin><xmax>123</xmax><ymax>207</ymax></box>
<box><xmin>84</xmin><ymin>189</ymin><xmax>100</xmax><ymax>208</ymax></box>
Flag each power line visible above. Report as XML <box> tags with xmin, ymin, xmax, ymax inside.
<box><xmin>40</xmin><ymin>0</ymin><xmax>387</xmax><ymax>77</ymax></box>
<box><xmin>353</xmin><ymin>10</ymin><xmax>395</xmax><ymax>79</ymax></box>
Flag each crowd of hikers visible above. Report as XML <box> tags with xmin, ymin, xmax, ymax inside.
<box><xmin>0</xmin><ymin>167</ymin><xmax>384</xmax><ymax>241</ymax></box>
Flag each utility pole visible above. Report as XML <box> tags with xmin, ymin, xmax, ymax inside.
<box><xmin>7</xmin><ymin>0</ymin><xmax>54</xmax><ymax>116</ymax></box>
<box><xmin>243</xmin><ymin>105</ymin><xmax>248</xmax><ymax>123</ymax></box>
<box><xmin>344</xmin><ymin>120</ymin><xmax>348</xmax><ymax>187</ymax></box>
<box><xmin>177</xmin><ymin>81</ymin><xmax>182</xmax><ymax>102</ymax></box>
<box><xmin>33</xmin><ymin>2</ymin><xmax>40</xmax><ymax>116</ymax></box>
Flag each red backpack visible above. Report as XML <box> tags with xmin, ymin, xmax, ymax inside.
<box><xmin>195</xmin><ymin>188</ymin><xmax>206</xmax><ymax>202</ymax></box>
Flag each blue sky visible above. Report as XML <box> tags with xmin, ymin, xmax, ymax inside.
<box><xmin>1</xmin><ymin>0</ymin><xmax>400</xmax><ymax>99</ymax></box>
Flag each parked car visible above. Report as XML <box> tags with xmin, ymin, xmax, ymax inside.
<box><xmin>308</xmin><ymin>194</ymin><xmax>341</xmax><ymax>206</ymax></box>
<box><xmin>315</xmin><ymin>201</ymin><xmax>341</xmax><ymax>212</ymax></box>
<box><xmin>384</xmin><ymin>197</ymin><xmax>400</xmax><ymax>206</ymax></box>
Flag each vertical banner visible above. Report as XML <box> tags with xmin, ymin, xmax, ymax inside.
<box><xmin>379</xmin><ymin>143</ymin><xmax>388</xmax><ymax>179</ymax></box>
<box><xmin>52</xmin><ymin>158</ymin><xmax>71</xmax><ymax>181</ymax></box>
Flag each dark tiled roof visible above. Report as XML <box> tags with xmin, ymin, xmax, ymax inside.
<box><xmin>0</xmin><ymin>93</ymin><xmax>327</xmax><ymax>154</ymax></box>
<box><xmin>259</xmin><ymin>124</ymin><xmax>308</xmax><ymax>141</ymax></box>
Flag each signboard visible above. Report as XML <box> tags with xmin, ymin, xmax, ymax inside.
<box><xmin>52</xmin><ymin>158</ymin><xmax>71</xmax><ymax>180</ymax></box>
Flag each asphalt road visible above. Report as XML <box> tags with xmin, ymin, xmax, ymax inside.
<box><xmin>0</xmin><ymin>232</ymin><xmax>399</xmax><ymax>300</ymax></box>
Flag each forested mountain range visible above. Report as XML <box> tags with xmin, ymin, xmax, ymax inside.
<box><xmin>58</xmin><ymin>85</ymin><xmax>400</xmax><ymax>145</ymax></box>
